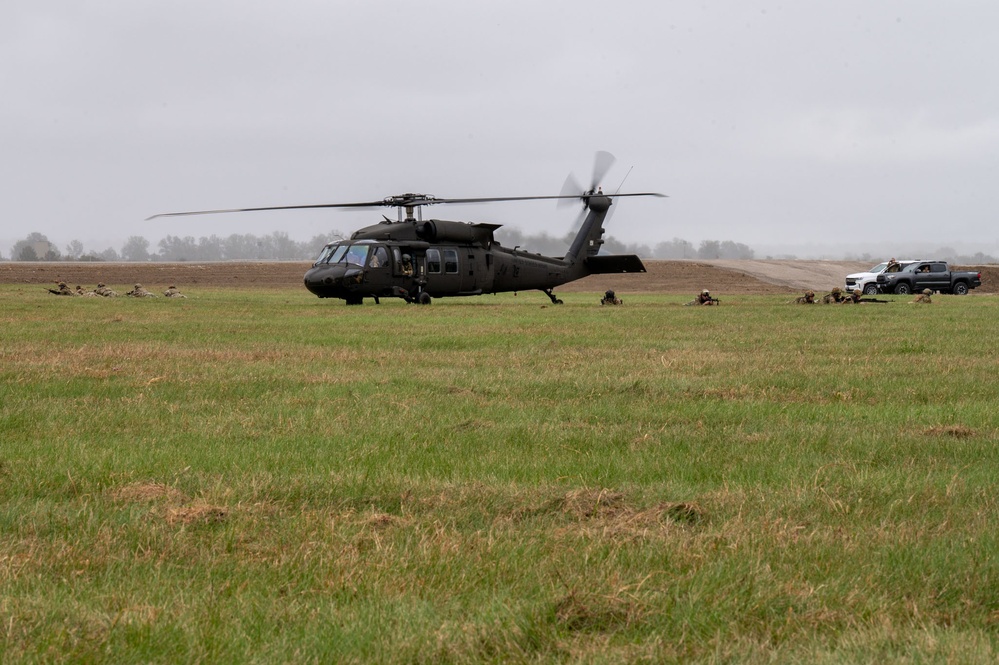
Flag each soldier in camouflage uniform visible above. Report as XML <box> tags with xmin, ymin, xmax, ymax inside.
<box><xmin>75</xmin><ymin>285</ymin><xmax>98</xmax><ymax>297</ymax></box>
<box><xmin>163</xmin><ymin>284</ymin><xmax>187</xmax><ymax>298</ymax></box>
<box><xmin>822</xmin><ymin>287</ymin><xmax>846</xmax><ymax>303</ymax></box>
<box><xmin>843</xmin><ymin>288</ymin><xmax>887</xmax><ymax>304</ymax></box>
<box><xmin>913</xmin><ymin>288</ymin><xmax>933</xmax><ymax>304</ymax></box>
<box><xmin>94</xmin><ymin>282</ymin><xmax>118</xmax><ymax>297</ymax></box>
<box><xmin>685</xmin><ymin>289</ymin><xmax>718</xmax><ymax>306</ymax></box>
<box><xmin>126</xmin><ymin>283</ymin><xmax>157</xmax><ymax>298</ymax></box>
<box><xmin>600</xmin><ymin>289</ymin><xmax>621</xmax><ymax>305</ymax></box>
<box><xmin>47</xmin><ymin>281</ymin><xmax>76</xmax><ymax>296</ymax></box>
<box><xmin>791</xmin><ymin>290</ymin><xmax>816</xmax><ymax>304</ymax></box>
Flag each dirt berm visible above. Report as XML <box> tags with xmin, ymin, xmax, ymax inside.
<box><xmin>2</xmin><ymin>260</ymin><xmax>995</xmax><ymax>295</ymax></box>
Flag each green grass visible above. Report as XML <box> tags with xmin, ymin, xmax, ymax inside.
<box><xmin>2</xmin><ymin>286</ymin><xmax>998</xmax><ymax>663</ymax></box>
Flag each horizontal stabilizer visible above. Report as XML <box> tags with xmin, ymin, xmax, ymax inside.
<box><xmin>584</xmin><ymin>255</ymin><xmax>646</xmax><ymax>274</ymax></box>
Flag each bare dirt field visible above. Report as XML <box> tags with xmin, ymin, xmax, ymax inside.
<box><xmin>2</xmin><ymin>260</ymin><xmax>994</xmax><ymax>295</ymax></box>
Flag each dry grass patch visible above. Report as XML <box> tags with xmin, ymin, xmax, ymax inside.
<box><xmin>922</xmin><ymin>424</ymin><xmax>977</xmax><ymax>439</ymax></box>
<box><xmin>553</xmin><ymin>588</ymin><xmax>647</xmax><ymax>633</ymax></box>
<box><xmin>165</xmin><ymin>501</ymin><xmax>228</xmax><ymax>525</ymax></box>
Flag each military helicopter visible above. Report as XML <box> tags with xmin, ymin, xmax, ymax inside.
<box><xmin>148</xmin><ymin>153</ymin><xmax>664</xmax><ymax>305</ymax></box>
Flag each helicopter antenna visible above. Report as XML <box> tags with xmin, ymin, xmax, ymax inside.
<box><xmin>613</xmin><ymin>166</ymin><xmax>634</xmax><ymax>195</ymax></box>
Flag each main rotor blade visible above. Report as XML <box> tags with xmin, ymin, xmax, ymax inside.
<box><xmin>591</xmin><ymin>150</ymin><xmax>616</xmax><ymax>190</ymax></box>
<box><xmin>146</xmin><ymin>191</ymin><xmax>666</xmax><ymax>220</ymax></box>
<box><xmin>146</xmin><ymin>200</ymin><xmax>387</xmax><ymax>220</ymax></box>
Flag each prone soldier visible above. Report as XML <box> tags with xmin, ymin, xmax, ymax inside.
<box><xmin>913</xmin><ymin>288</ymin><xmax>933</xmax><ymax>304</ymax></box>
<box><xmin>47</xmin><ymin>281</ymin><xmax>76</xmax><ymax>296</ymax></box>
<box><xmin>164</xmin><ymin>284</ymin><xmax>187</xmax><ymax>298</ymax></box>
<box><xmin>75</xmin><ymin>285</ymin><xmax>98</xmax><ymax>297</ymax></box>
<box><xmin>843</xmin><ymin>288</ymin><xmax>888</xmax><ymax>304</ymax></box>
<box><xmin>791</xmin><ymin>290</ymin><xmax>816</xmax><ymax>304</ymax></box>
<box><xmin>126</xmin><ymin>283</ymin><xmax>157</xmax><ymax>298</ymax></box>
<box><xmin>822</xmin><ymin>287</ymin><xmax>846</xmax><ymax>303</ymax></box>
<box><xmin>600</xmin><ymin>289</ymin><xmax>622</xmax><ymax>305</ymax></box>
<box><xmin>94</xmin><ymin>282</ymin><xmax>118</xmax><ymax>297</ymax></box>
<box><xmin>685</xmin><ymin>289</ymin><xmax>719</xmax><ymax>306</ymax></box>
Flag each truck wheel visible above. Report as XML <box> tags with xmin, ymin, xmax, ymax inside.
<box><xmin>953</xmin><ymin>282</ymin><xmax>969</xmax><ymax>296</ymax></box>
<box><xmin>893</xmin><ymin>283</ymin><xmax>911</xmax><ymax>295</ymax></box>
<box><xmin>863</xmin><ymin>284</ymin><xmax>879</xmax><ymax>295</ymax></box>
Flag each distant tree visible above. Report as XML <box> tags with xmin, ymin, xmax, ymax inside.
<box><xmin>12</xmin><ymin>232</ymin><xmax>54</xmax><ymax>261</ymax></box>
<box><xmin>601</xmin><ymin>236</ymin><xmax>653</xmax><ymax>258</ymax></box>
<box><xmin>697</xmin><ymin>240</ymin><xmax>721</xmax><ymax>259</ymax></box>
<box><xmin>221</xmin><ymin>234</ymin><xmax>260</xmax><ymax>260</ymax></box>
<box><xmin>65</xmin><ymin>239</ymin><xmax>84</xmax><ymax>260</ymax></box>
<box><xmin>197</xmin><ymin>235</ymin><xmax>224</xmax><ymax>261</ymax></box>
<box><xmin>718</xmin><ymin>240</ymin><xmax>754</xmax><ymax>259</ymax></box>
<box><xmin>263</xmin><ymin>231</ymin><xmax>302</xmax><ymax>260</ymax></box>
<box><xmin>157</xmin><ymin>235</ymin><xmax>198</xmax><ymax>261</ymax></box>
<box><xmin>98</xmin><ymin>247</ymin><xmax>120</xmax><ymax>261</ymax></box>
<box><xmin>121</xmin><ymin>236</ymin><xmax>151</xmax><ymax>262</ymax></box>
<box><xmin>967</xmin><ymin>252</ymin><xmax>997</xmax><ymax>265</ymax></box>
<box><xmin>933</xmin><ymin>246</ymin><xmax>958</xmax><ymax>262</ymax></box>
<box><xmin>653</xmin><ymin>238</ymin><xmax>696</xmax><ymax>259</ymax></box>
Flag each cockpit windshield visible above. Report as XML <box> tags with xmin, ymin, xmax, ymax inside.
<box><xmin>315</xmin><ymin>243</ymin><xmax>369</xmax><ymax>266</ymax></box>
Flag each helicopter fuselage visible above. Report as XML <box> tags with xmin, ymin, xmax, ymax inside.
<box><xmin>302</xmin><ymin>194</ymin><xmax>645</xmax><ymax>305</ymax></box>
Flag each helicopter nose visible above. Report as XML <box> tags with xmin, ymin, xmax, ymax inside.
<box><xmin>304</xmin><ymin>265</ymin><xmax>343</xmax><ymax>297</ymax></box>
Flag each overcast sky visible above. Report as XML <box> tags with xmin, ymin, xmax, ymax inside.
<box><xmin>3</xmin><ymin>1</ymin><xmax>997</xmax><ymax>259</ymax></box>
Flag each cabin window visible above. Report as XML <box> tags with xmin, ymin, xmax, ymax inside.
<box><xmin>427</xmin><ymin>248</ymin><xmax>442</xmax><ymax>274</ymax></box>
<box><xmin>444</xmin><ymin>248</ymin><xmax>459</xmax><ymax>274</ymax></box>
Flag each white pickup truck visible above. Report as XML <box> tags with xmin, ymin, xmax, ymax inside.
<box><xmin>845</xmin><ymin>260</ymin><xmax>923</xmax><ymax>295</ymax></box>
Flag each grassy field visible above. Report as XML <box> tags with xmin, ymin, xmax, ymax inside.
<box><xmin>2</xmin><ymin>287</ymin><xmax>998</xmax><ymax>663</ymax></box>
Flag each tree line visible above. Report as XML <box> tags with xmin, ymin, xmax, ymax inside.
<box><xmin>4</xmin><ymin>230</ymin><xmax>995</xmax><ymax>264</ymax></box>
<box><xmin>3</xmin><ymin>230</ymin><xmax>755</xmax><ymax>262</ymax></box>
<box><xmin>5</xmin><ymin>231</ymin><xmax>342</xmax><ymax>262</ymax></box>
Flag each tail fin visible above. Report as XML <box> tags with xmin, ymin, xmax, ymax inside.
<box><xmin>564</xmin><ymin>195</ymin><xmax>611</xmax><ymax>263</ymax></box>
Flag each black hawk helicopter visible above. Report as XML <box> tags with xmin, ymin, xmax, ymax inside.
<box><xmin>148</xmin><ymin>153</ymin><xmax>665</xmax><ymax>305</ymax></box>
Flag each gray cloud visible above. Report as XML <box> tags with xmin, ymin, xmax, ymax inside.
<box><xmin>3</xmin><ymin>1</ymin><xmax>998</xmax><ymax>258</ymax></box>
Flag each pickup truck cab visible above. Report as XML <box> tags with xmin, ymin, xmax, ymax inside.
<box><xmin>876</xmin><ymin>261</ymin><xmax>982</xmax><ymax>295</ymax></box>
<box><xmin>846</xmin><ymin>260</ymin><xmax>921</xmax><ymax>295</ymax></box>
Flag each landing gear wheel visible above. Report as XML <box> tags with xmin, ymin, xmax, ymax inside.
<box><xmin>542</xmin><ymin>288</ymin><xmax>563</xmax><ymax>305</ymax></box>
<box><xmin>418</xmin><ymin>292</ymin><xmax>432</xmax><ymax>305</ymax></box>
<box><xmin>345</xmin><ymin>296</ymin><xmax>363</xmax><ymax>305</ymax></box>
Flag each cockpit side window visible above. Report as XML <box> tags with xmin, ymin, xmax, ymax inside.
<box><xmin>369</xmin><ymin>246</ymin><xmax>388</xmax><ymax>268</ymax></box>
<box><xmin>344</xmin><ymin>245</ymin><xmax>369</xmax><ymax>267</ymax></box>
